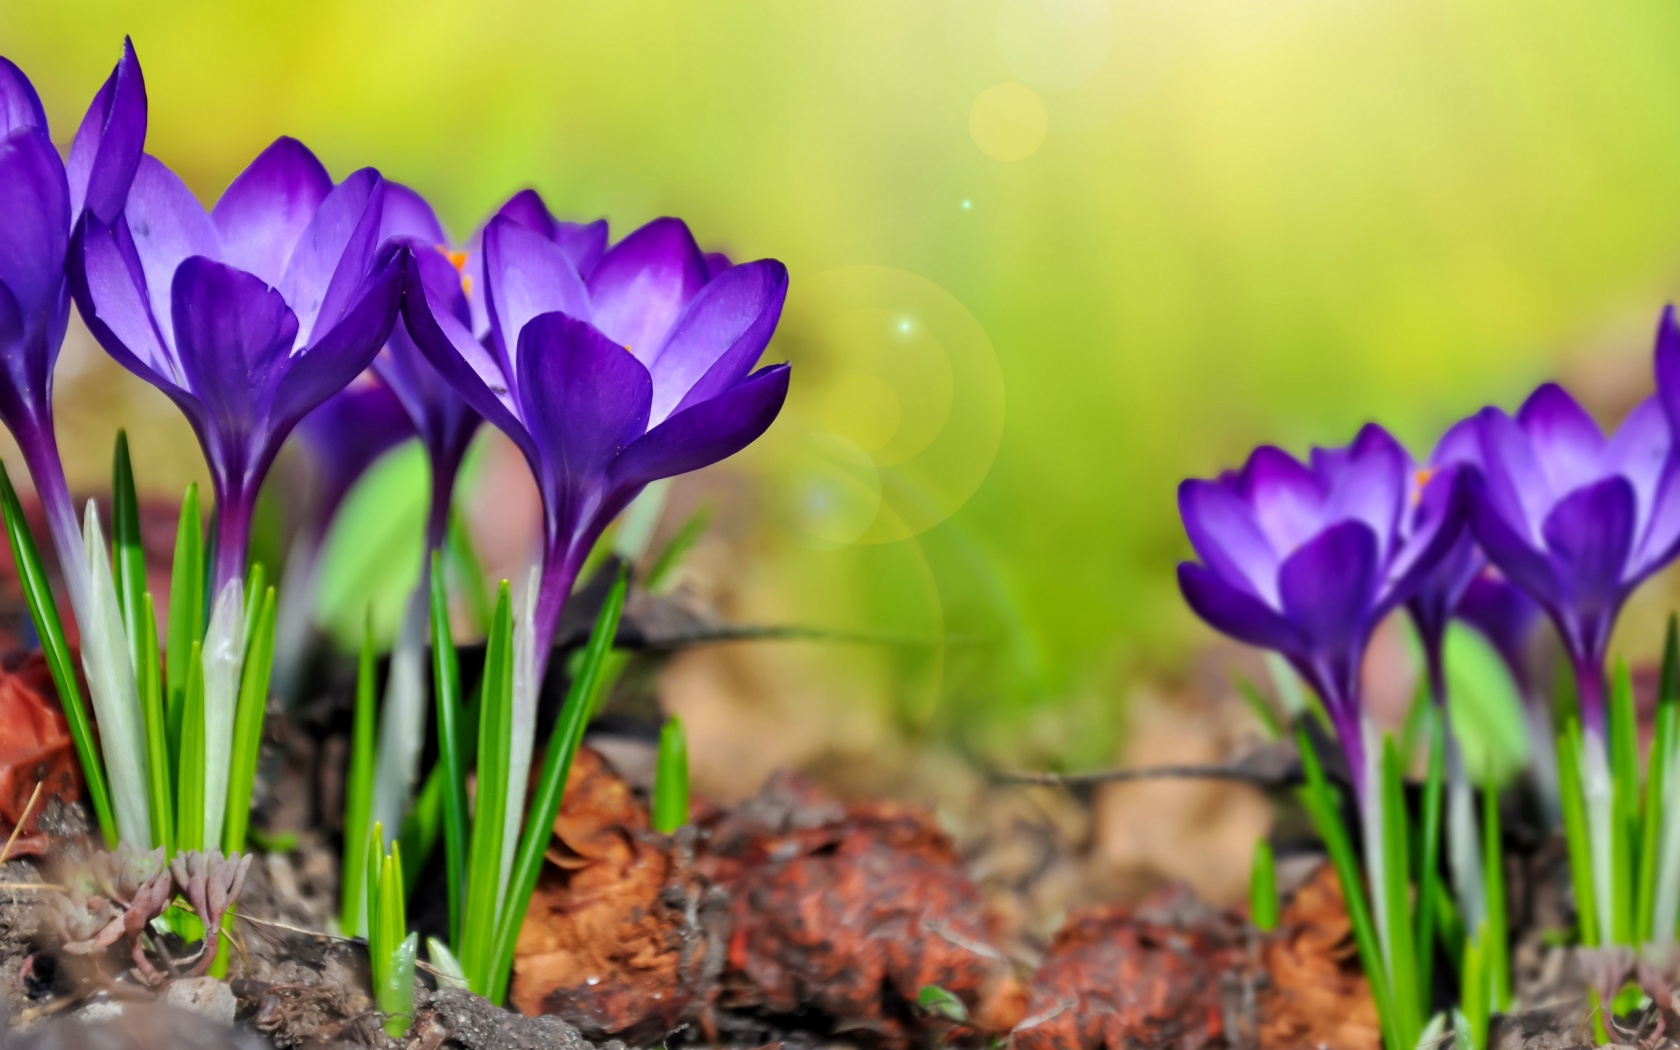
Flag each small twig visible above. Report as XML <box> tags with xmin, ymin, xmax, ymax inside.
<box><xmin>927</xmin><ymin>920</ymin><xmax>1007</xmax><ymax>962</ymax></box>
<box><xmin>992</xmin><ymin>764</ymin><xmax>1280</xmax><ymax>788</ymax></box>
<box><xmin>0</xmin><ymin>781</ymin><xmax>45</xmax><ymax>866</ymax></box>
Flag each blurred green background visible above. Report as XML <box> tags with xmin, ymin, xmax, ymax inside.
<box><xmin>6</xmin><ymin>0</ymin><xmax>1680</xmax><ymax>769</ymax></box>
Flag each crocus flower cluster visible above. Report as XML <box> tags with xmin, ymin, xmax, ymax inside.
<box><xmin>1179</xmin><ymin>308</ymin><xmax>1680</xmax><ymax>786</ymax></box>
<box><xmin>0</xmin><ymin>40</ymin><xmax>790</xmax><ymax>673</ymax></box>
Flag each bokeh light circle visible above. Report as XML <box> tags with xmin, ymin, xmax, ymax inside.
<box><xmin>769</xmin><ymin>266</ymin><xmax>1005</xmax><ymax>547</ymax></box>
<box><xmin>969</xmin><ymin>82</ymin><xmax>1048</xmax><ymax>161</ymax></box>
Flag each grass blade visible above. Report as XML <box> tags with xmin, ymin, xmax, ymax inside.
<box><xmin>1556</xmin><ymin>715</ymin><xmax>1598</xmax><ymax>946</ymax></box>
<box><xmin>139</xmin><ymin>593</ymin><xmax>172</xmax><ymax>856</ymax></box>
<box><xmin>176</xmin><ymin>640</ymin><xmax>206</xmax><ymax>852</ymax></box>
<box><xmin>166</xmin><ymin>484</ymin><xmax>204</xmax><ymax>767</ymax></box>
<box><xmin>80</xmin><ymin>501</ymin><xmax>151</xmax><ymax>845</ymax></box>
<box><xmin>429</xmin><ymin>550</ymin><xmax>468</xmax><ymax>946</ymax></box>
<box><xmin>461</xmin><ymin>582</ymin><xmax>514</xmax><ymax>993</ymax></box>
<box><xmin>1414</xmin><ymin>706</ymin><xmax>1445</xmax><ymax>1016</ymax></box>
<box><xmin>111</xmin><ymin>432</ymin><xmax>147</xmax><ymax>675</ymax></box>
<box><xmin>486</xmin><ymin>568</ymin><xmax>628</xmax><ymax>1006</ymax></box>
<box><xmin>652</xmin><ymin>715</ymin><xmax>689</xmax><ymax>833</ymax></box>
<box><xmin>340</xmin><ymin>611</ymin><xmax>380</xmax><ymax>937</ymax></box>
<box><xmin>1609</xmin><ymin>659</ymin><xmax>1638</xmax><ymax>945</ymax></box>
<box><xmin>1250</xmin><ymin>838</ymin><xmax>1278</xmax><ymax>932</ymax></box>
<box><xmin>644</xmin><ymin>505</ymin><xmax>710</xmax><ymax>594</ymax></box>
<box><xmin>1639</xmin><ymin>616</ymin><xmax>1677</xmax><ymax>939</ymax></box>
<box><xmin>1294</xmin><ymin>724</ymin><xmax>1401</xmax><ymax>1050</ymax></box>
<box><xmin>1379</xmin><ymin>735</ymin><xmax>1420</xmax><ymax>1050</ymax></box>
<box><xmin>1234</xmin><ymin>674</ymin><xmax>1285</xmax><ymax>741</ymax></box>
<box><xmin>1482</xmin><ymin>773</ymin><xmax>1509</xmax><ymax>1011</ymax></box>
<box><xmin>0</xmin><ymin>463</ymin><xmax>115</xmax><ymax>845</ymax></box>
<box><xmin>222</xmin><ymin>585</ymin><xmax>275</xmax><ymax>855</ymax></box>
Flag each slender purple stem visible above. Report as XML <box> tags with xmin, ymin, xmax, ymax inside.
<box><xmin>13</xmin><ymin>413</ymin><xmax>92</xmax><ymax>623</ymax></box>
<box><xmin>212</xmin><ymin>479</ymin><xmax>253</xmax><ymax>597</ymax></box>
<box><xmin>530</xmin><ymin>537</ymin><xmax>585</xmax><ymax>686</ymax></box>
<box><xmin>1572</xmin><ymin>654</ymin><xmax>1608</xmax><ymax>742</ymax></box>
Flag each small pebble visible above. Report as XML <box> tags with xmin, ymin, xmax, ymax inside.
<box><xmin>163</xmin><ymin>976</ymin><xmax>237</xmax><ymax>1026</ymax></box>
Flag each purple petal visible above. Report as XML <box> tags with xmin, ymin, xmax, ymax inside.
<box><xmin>1456</xmin><ymin>571</ymin><xmax>1540</xmax><ymax>688</ymax></box>
<box><xmin>269</xmin><ymin>246</ymin><xmax>401</xmax><ymax>435</ymax></box>
<box><xmin>69</xmin><ymin>214</ymin><xmax>175</xmax><ymax>387</ymax></box>
<box><xmin>67</xmin><ymin>38</ymin><xmax>146</xmax><ymax>225</ymax></box>
<box><xmin>211</xmin><ymin>137</ymin><xmax>331</xmax><ymax>287</ymax></box>
<box><xmin>1518</xmin><ymin>383</ymin><xmax>1606</xmax><ymax>497</ymax></box>
<box><xmin>514</xmin><ymin>312</ymin><xmax>652</xmax><ymax>500</ymax></box>
<box><xmin>1541</xmin><ymin>476</ymin><xmax>1635</xmax><ymax>611</ymax></box>
<box><xmin>1235</xmin><ymin>445</ymin><xmax>1325</xmax><ymax>552</ymax></box>
<box><xmin>586</xmin><ymin>217</ymin><xmax>708</xmax><ymax>355</ymax></box>
<box><xmin>1178</xmin><ymin>561</ymin><xmax>1307</xmax><ymax>654</ymax></box>
<box><xmin>1386</xmin><ymin>464</ymin><xmax>1468</xmax><ymax>612</ymax></box>
<box><xmin>0</xmin><ymin>59</ymin><xmax>44</xmax><ymax>139</ymax></box>
<box><xmin>0</xmin><ymin>129</ymin><xmax>69</xmax><ymax>312</ymax></box>
<box><xmin>1431</xmin><ymin>414</ymin><xmax>1482</xmax><ymax>470</ymax></box>
<box><xmin>607</xmin><ymin>363</ymin><xmax>790</xmax><ymax>495</ymax></box>
<box><xmin>296</xmin><ymin>375</ymin><xmax>414</xmax><ymax>517</ymax></box>
<box><xmin>400</xmin><ymin>261</ymin><xmax>529</xmax><ymax>454</ymax></box>
<box><xmin>1465</xmin><ymin>468</ymin><xmax>1563</xmax><ymax>609</ymax></box>
<box><xmin>171</xmin><ymin>257</ymin><xmax>299</xmax><ymax>442</ymax></box>
<box><xmin>1634</xmin><ymin>454</ymin><xmax>1680</xmax><ymax>579</ymax></box>
<box><xmin>480</xmin><ymin>216</ymin><xmax>589</xmax><ymax>369</ymax></box>
<box><xmin>1178</xmin><ymin>479</ymin><xmax>1279</xmax><ymax>605</ymax></box>
<box><xmin>1604</xmin><ymin>397</ymin><xmax>1669</xmax><ymax>521</ymax></box>
<box><xmin>379</xmin><ymin>181</ymin><xmax>447</xmax><ymax>244</ymax></box>
<box><xmin>1278</xmin><ymin>520</ymin><xmax>1379</xmax><ymax>654</ymax></box>
<box><xmin>280</xmin><ymin>169</ymin><xmax>384</xmax><ymax>345</ymax></box>
<box><xmin>124</xmin><ymin>155</ymin><xmax>219</xmax><ymax>351</ymax></box>
<box><xmin>492</xmin><ymin>189</ymin><xmax>607</xmax><ymax>274</ymax></box>
<box><xmin>704</xmin><ymin>251</ymin><xmax>732</xmax><ymax>280</ymax></box>
<box><xmin>1474</xmin><ymin>406</ymin><xmax>1550</xmax><ymax>544</ymax></box>
<box><xmin>1321</xmin><ymin>424</ymin><xmax>1406</xmax><ymax>561</ymax></box>
<box><xmin>649</xmin><ymin>259</ymin><xmax>787</xmax><ymax>423</ymax></box>
<box><xmin>1656</xmin><ymin>304</ymin><xmax>1680</xmax><ymax>433</ymax></box>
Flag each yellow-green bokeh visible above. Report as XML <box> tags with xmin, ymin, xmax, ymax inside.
<box><xmin>7</xmin><ymin>1</ymin><xmax>1680</xmax><ymax>763</ymax></box>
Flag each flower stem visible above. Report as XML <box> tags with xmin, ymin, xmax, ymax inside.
<box><xmin>211</xmin><ymin>480</ymin><xmax>253</xmax><ymax>597</ymax></box>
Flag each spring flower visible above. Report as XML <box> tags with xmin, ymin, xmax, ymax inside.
<box><xmin>376</xmin><ymin>185</ymin><xmax>481</xmax><ymax>549</ymax></box>
<box><xmin>1463</xmin><ymin>308</ymin><xmax>1680</xmax><ymax>736</ymax></box>
<box><xmin>1177</xmin><ymin>424</ymin><xmax>1464</xmax><ymax>793</ymax></box>
<box><xmin>1455</xmin><ymin>570</ymin><xmax>1542</xmax><ymax>695</ymax></box>
<box><xmin>0</xmin><ymin>41</ymin><xmax>144</xmax><ymax>613</ymax></box>
<box><xmin>70</xmin><ymin>137</ymin><xmax>403</xmax><ymax>592</ymax></box>
<box><xmin>402</xmin><ymin>208</ymin><xmax>791</xmax><ymax>664</ymax></box>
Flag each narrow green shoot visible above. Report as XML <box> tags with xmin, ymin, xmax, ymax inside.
<box><xmin>652</xmin><ymin>715</ymin><xmax>690</xmax><ymax>834</ymax></box>
<box><xmin>166</xmin><ymin>484</ymin><xmax>204</xmax><ymax>765</ymax></box>
<box><xmin>1378</xmin><ymin>735</ymin><xmax>1420</xmax><ymax>1050</ymax></box>
<box><xmin>1556</xmin><ymin>716</ymin><xmax>1598</xmax><ymax>946</ymax></box>
<box><xmin>111</xmin><ymin>432</ymin><xmax>148</xmax><ymax>674</ymax></box>
<box><xmin>139</xmin><ymin>593</ymin><xmax>173</xmax><ymax>856</ymax></box>
<box><xmin>1460</xmin><ymin>924</ymin><xmax>1489</xmax><ymax>1050</ymax></box>
<box><xmin>368</xmin><ymin>828</ymin><xmax>416</xmax><ymax>1039</ymax></box>
<box><xmin>486</xmin><ymin>568</ymin><xmax>628</xmax><ymax>1006</ymax></box>
<box><xmin>461</xmin><ymin>583</ymin><xmax>514</xmax><ymax>992</ymax></box>
<box><xmin>222</xmin><ymin>585</ymin><xmax>275</xmax><ymax>855</ymax></box>
<box><xmin>1609</xmin><ymin>660</ymin><xmax>1638</xmax><ymax>946</ymax></box>
<box><xmin>1294</xmin><ymin>725</ymin><xmax>1401</xmax><ymax>1050</ymax></box>
<box><xmin>1414</xmin><ymin>707</ymin><xmax>1445</xmax><ymax>1014</ymax></box>
<box><xmin>340</xmin><ymin>613</ymin><xmax>380</xmax><ymax>937</ymax></box>
<box><xmin>1233</xmin><ymin>675</ymin><xmax>1285</xmax><ymax>741</ymax></box>
<box><xmin>1639</xmin><ymin>618</ymin><xmax>1678</xmax><ymax>940</ymax></box>
<box><xmin>426</xmin><ymin>937</ymin><xmax>468</xmax><ymax>991</ymax></box>
<box><xmin>429</xmin><ymin>550</ymin><xmax>468</xmax><ymax>946</ymax></box>
<box><xmin>1655</xmin><ymin>616</ymin><xmax>1680</xmax><ymax>940</ymax></box>
<box><xmin>397</xmin><ymin>767</ymin><xmax>445</xmax><ymax>896</ymax></box>
<box><xmin>176</xmin><ymin>640</ymin><xmax>207</xmax><ymax>853</ymax></box>
<box><xmin>1249</xmin><ymin>838</ymin><xmax>1278</xmax><ymax>932</ymax></box>
<box><xmin>1481</xmin><ymin>774</ymin><xmax>1509</xmax><ymax>1012</ymax></box>
<box><xmin>0</xmin><ymin>463</ymin><xmax>115</xmax><ymax>845</ymax></box>
<box><xmin>644</xmin><ymin>505</ymin><xmax>711</xmax><ymax>593</ymax></box>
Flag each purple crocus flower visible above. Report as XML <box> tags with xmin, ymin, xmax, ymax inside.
<box><xmin>375</xmin><ymin>184</ymin><xmax>481</xmax><ymax>550</ymax></box>
<box><xmin>70</xmin><ymin>137</ymin><xmax>403</xmax><ymax>593</ymax></box>
<box><xmin>1463</xmin><ymin>309</ymin><xmax>1680</xmax><ymax>735</ymax></box>
<box><xmin>1177</xmin><ymin>424</ymin><xmax>1464</xmax><ymax>793</ymax></box>
<box><xmin>402</xmin><ymin>207</ymin><xmax>791</xmax><ymax>667</ymax></box>
<box><xmin>0</xmin><ymin>42</ymin><xmax>145</xmax><ymax>615</ymax></box>
<box><xmin>1403</xmin><ymin>418</ymin><xmax>1484</xmax><ymax>705</ymax></box>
